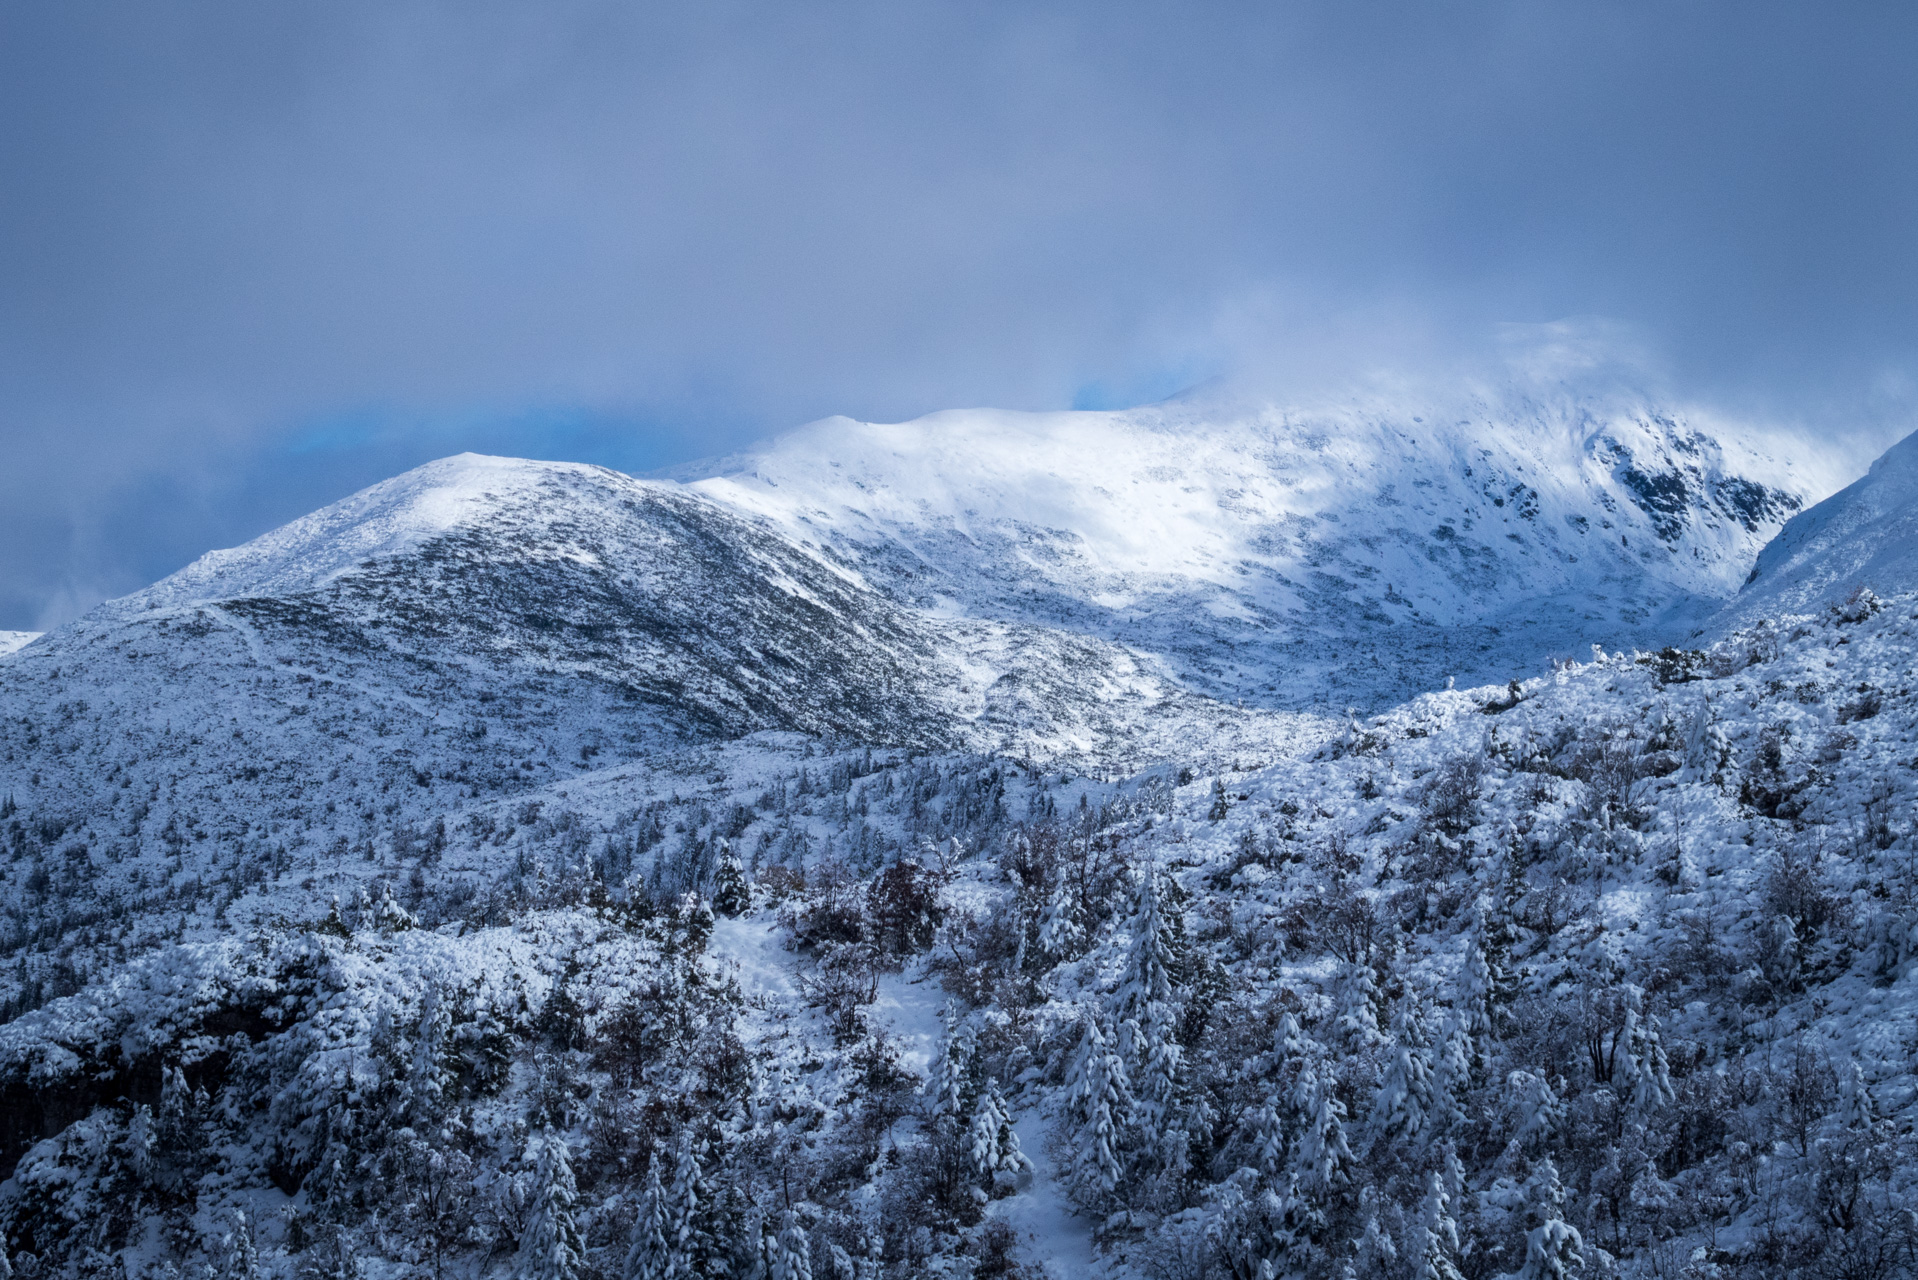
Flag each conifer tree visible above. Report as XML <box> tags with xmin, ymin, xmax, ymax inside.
<box><xmin>1414</xmin><ymin>1171</ymin><xmax>1464</xmax><ymax>1280</ymax></box>
<box><xmin>626</xmin><ymin>1159</ymin><xmax>675</xmax><ymax>1280</ymax></box>
<box><xmin>712</xmin><ymin>842</ymin><xmax>749</xmax><ymax>917</ymax></box>
<box><xmin>967</xmin><ymin>1079</ymin><xmax>1033</xmax><ymax>1193</ymax></box>
<box><xmin>1617</xmin><ymin>990</ymin><xmax>1674</xmax><ymax>1118</ymax></box>
<box><xmin>1067</xmin><ymin>1014</ymin><xmax>1134</xmax><ymax>1196</ymax></box>
<box><xmin>926</xmin><ymin>1002</ymin><xmax>974</xmax><ymax>1125</ymax></box>
<box><xmin>1517</xmin><ymin>1158</ymin><xmax>1583</xmax><ymax>1280</ymax></box>
<box><xmin>1248</xmin><ymin>1102</ymin><xmax>1286</xmax><ymax>1181</ymax></box>
<box><xmin>1115</xmin><ymin>864</ymin><xmax>1178</xmax><ymax>1025</ymax></box>
<box><xmin>373</xmin><ymin>881</ymin><xmax>417</xmax><ymax>932</ymax></box>
<box><xmin>666</xmin><ymin>1132</ymin><xmax>722</xmax><ymax>1276</ymax></box>
<box><xmin>771</xmin><ymin>1212</ymin><xmax>812</xmax><ymax>1280</ymax></box>
<box><xmin>1432</xmin><ymin>1010</ymin><xmax>1473</xmax><ymax>1131</ymax></box>
<box><xmin>1459</xmin><ymin>916</ymin><xmax>1499</xmax><ymax>1073</ymax></box>
<box><xmin>1290</xmin><ymin>1062</ymin><xmax>1353</xmax><ymax>1194</ymax></box>
<box><xmin>408</xmin><ymin>983</ymin><xmax>450</xmax><ymax>1130</ymax></box>
<box><xmin>123</xmin><ymin>1103</ymin><xmax>156</xmax><ymax>1191</ymax></box>
<box><xmin>1336</xmin><ymin>961</ymin><xmax>1384</xmax><ymax>1049</ymax></box>
<box><xmin>224</xmin><ymin>1210</ymin><xmax>261</xmax><ymax>1280</ymax></box>
<box><xmin>1036</xmin><ymin>871</ymin><xmax>1082</xmax><ymax>959</ymax></box>
<box><xmin>1374</xmin><ymin>994</ymin><xmax>1437</xmax><ymax>1141</ymax></box>
<box><xmin>517</xmin><ymin>1131</ymin><xmax>584</xmax><ymax>1280</ymax></box>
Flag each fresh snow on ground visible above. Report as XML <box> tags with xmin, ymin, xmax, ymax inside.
<box><xmin>0</xmin><ymin>410</ymin><xmax>1915</xmax><ymax>1279</ymax></box>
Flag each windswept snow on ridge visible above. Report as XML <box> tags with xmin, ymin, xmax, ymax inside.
<box><xmin>0</xmin><ymin>633</ymin><xmax>38</xmax><ymax>659</ymax></box>
<box><xmin>682</xmin><ymin>389</ymin><xmax>1843</xmax><ymax>708</ymax></box>
<box><xmin>102</xmin><ymin>453</ymin><xmax>596</xmax><ymax>615</ymax></box>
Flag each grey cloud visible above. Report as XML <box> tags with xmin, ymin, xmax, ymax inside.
<box><xmin>4</xmin><ymin>1</ymin><xmax>1918</xmax><ymax>626</ymax></box>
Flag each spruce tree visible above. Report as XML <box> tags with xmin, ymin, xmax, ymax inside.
<box><xmin>1414</xmin><ymin>1171</ymin><xmax>1464</xmax><ymax>1280</ymax></box>
<box><xmin>926</xmin><ymin>1002</ymin><xmax>974</xmax><ymax>1125</ymax></box>
<box><xmin>1517</xmin><ymin>1158</ymin><xmax>1583</xmax><ymax>1280</ymax></box>
<box><xmin>771</xmin><ymin>1211</ymin><xmax>812</xmax><ymax>1280</ymax></box>
<box><xmin>1036</xmin><ymin>871</ymin><xmax>1082</xmax><ymax>959</ymax></box>
<box><xmin>1617</xmin><ymin>989</ymin><xmax>1674</xmax><ymax>1118</ymax></box>
<box><xmin>1373</xmin><ymin>994</ymin><xmax>1437</xmax><ymax>1141</ymax></box>
<box><xmin>626</xmin><ymin>1159</ymin><xmax>675</xmax><ymax>1280</ymax></box>
<box><xmin>1290</xmin><ymin>1062</ymin><xmax>1353</xmax><ymax>1194</ymax></box>
<box><xmin>712</xmin><ymin>842</ymin><xmax>749</xmax><ymax>917</ymax></box>
<box><xmin>517</xmin><ymin>1131</ymin><xmax>584</xmax><ymax>1280</ymax></box>
<box><xmin>1067</xmin><ymin>1014</ymin><xmax>1134</xmax><ymax>1196</ymax></box>
<box><xmin>1115</xmin><ymin>864</ymin><xmax>1178</xmax><ymax>1025</ymax></box>
<box><xmin>968</xmin><ymin>1079</ymin><xmax>1033</xmax><ymax>1194</ymax></box>
<box><xmin>667</xmin><ymin>1132</ymin><xmax>722</xmax><ymax>1276</ymax></box>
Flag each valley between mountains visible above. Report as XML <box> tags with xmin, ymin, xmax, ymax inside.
<box><xmin>0</xmin><ymin>394</ymin><xmax>1914</xmax><ymax>1280</ymax></box>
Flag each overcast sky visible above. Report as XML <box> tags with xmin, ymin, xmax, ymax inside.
<box><xmin>5</xmin><ymin>2</ymin><xmax>1918</xmax><ymax>629</ymax></box>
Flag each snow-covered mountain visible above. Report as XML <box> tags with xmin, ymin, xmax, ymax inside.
<box><xmin>1719</xmin><ymin>425</ymin><xmax>1918</xmax><ymax>629</ymax></box>
<box><xmin>3</xmin><ymin>393</ymin><xmax>1916</xmax><ymax>1280</ymax></box>
<box><xmin>681</xmin><ymin>388</ymin><xmax>1832</xmax><ymax>707</ymax></box>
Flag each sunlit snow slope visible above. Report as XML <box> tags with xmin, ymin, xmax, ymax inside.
<box><xmin>683</xmin><ymin>388</ymin><xmax>1839</xmax><ymax>708</ymax></box>
<box><xmin>1721</xmin><ymin>426</ymin><xmax>1918</xmax><ymax>628</ymax></box>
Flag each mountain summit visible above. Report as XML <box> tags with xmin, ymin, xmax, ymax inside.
<box><xmin>2</xmin><ymin>398</ymin><xmax>1917</xmax><ymax>1280</ymax></box>
<box><xmin>682</xmin><ymin>389</ymin><xmax>1826</xmax><ymax>705</ymax></box>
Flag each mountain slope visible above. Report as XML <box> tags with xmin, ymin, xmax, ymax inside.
<box><xmin>681</xmin><ymin>388</ymin><xmax>1833</xmax><ymax>709</ymax></box>
<box><xmin>1720</xmin><ymin>426</ymin><xmax>1918</xmax><ymax>627</ymax></box>
<box><xmin>0</xmin><ymin>455</ymin><xmax>1311</xmax><ymax>970</ymax></box>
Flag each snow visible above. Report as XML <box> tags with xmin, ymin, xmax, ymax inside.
<box><xmin>867</xmin><ymin>963</ymin><xmax>947</xmax><ymax>1081</ymax></box>
<box><xmin>709</xmin><ymin>911</ymin><xmax>799</xmax><ymax>1004</ymax></box>
<box><xmin>1723</xmin><ymin>425</ymin><xmax>1918</xmax><ymax>627</ymax></box>
<box><xmin>3</xmin><ymin>397</ymin><xmax>1918</xmax><ymax>1278</ymax></box>
<box><xmin>990</xmin><ymin>1107</ymin><xmax>1106</xmax><ymax>1279</ymax></box>
<box><xmin>0</xmin><ymin>631</ymin><xmax>38</xmax><ymax>658</ymax></box>
<box><xmin>676</xmin><ymin>388</ymin><xmax>1856</xmax><ymax>708</ymax></box>
<box><xmin>107</xmin><ymin>453</ymin><xmax>633</xmax><ymax>615</ymax></box>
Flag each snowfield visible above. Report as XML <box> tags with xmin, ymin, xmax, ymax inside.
<box><xmin>0</xmin><ymin>402</ymin><xmax>1913</xmax><ymax>1280</ymax></box>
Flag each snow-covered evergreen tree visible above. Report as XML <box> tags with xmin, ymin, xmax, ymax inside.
<box><xmin>1114</xmin><ymin>862</ymin><xmax>1178</xmax><ymax>1026</ymax></box>
<box><xmin>1616</xmin><ymin>988</ymin><xmax>1674</xmax><ymax>1118</ymax></box>
<box><xmin>1414</xmin><ymin>1171</ymin><xmax>1464</xmax><ymax>1280</ymax></box>
<box><xmin>626</xmin><ymin>1159</ymin><xmax>676</xmax><ymax>1280</ymax></box>
<box><xmin>712</xmin><ymin>842</ymin><xmax>749</xmax><ymax>917</ymax></box>
<box><xmin>1067</xmin><ymin>1013</ymin><xmax>1134</xmax><ymax>1196</ymax></box>
<box><xmin>1335</xmin><ymin>960</ymin><xmax>1384</xmax><ymax>1048</ymax></box>
<box><xmin>517</xmin><ymin>1131</ymin><xmax>584</xmax><ymax>1280</ymax></box>
<box><xmin>925</xmin><ymin>1001</ymin><xmax>974</xmax><ymax>1125</ymax></box>
<box><xmin>1036</xmin><ymin>870</ymin><xmax>1083</xmax><ymax>959</ymax></box>
<box><xmin>967</xmin><ymin>1078</ymin><xmax>1032</xmax><ymax>1195</ymax></box>
<box><xmin>770</xmin><ymin>1211</ymin><xmax>812</xmax><ymax>1280</ymax></box>
<box><xmin>1290</xmin><ymin>1062</ymin><xmax>1353</xmax><ymax>1194</ymax></box>
<box><xmin>1516</xmin><ymin>1158</ymin><xmax>1583</xmax><ymax>1280</ymax></box>
<box><xmin>1373</xmin><ymin>993</ymin><xmax>1437</xmax><ymax>1141</ymax></box>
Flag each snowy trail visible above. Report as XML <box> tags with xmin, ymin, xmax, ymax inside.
<box><xmin>990</xmin><ymin>1108</ymin><xmax>1107</xmax><ymax>1279</ymax></box>
<box><xmin>867</xmin><ymin>959</ymin><xmax>1109</xmax><ymax>1278</ymax></box>
<box><xmin>869</xmin><ymin>964</ymin><xmax>947</xmax><ymax>1079</ymax></box>
<box><xmin>707</xmin><ymin>911</ymin><xmax>799</xmax><ymax>1004</ymax></box>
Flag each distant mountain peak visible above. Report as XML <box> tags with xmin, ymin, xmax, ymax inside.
<box><xmin>682</xmin><ymin>391</ymin><xmax>1835</xmax><ymax>706</ymax></box>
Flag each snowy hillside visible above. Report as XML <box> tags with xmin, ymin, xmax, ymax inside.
<box><xmin>5</xmin><ymin>582</ymin><xmax>1918</xmax><ymax>1278</ymax></box>
<box><xmin>1</xmin><ymin>405</ymin><xmax>1916</xmax><ymax>1280</ymax></box>
<box><xmin>684</xmin><ymin>387</ymin><xmax>1836</xmax><ymax>708</ymax></box>
<box><xmin>1720</xmin><ymin>427</ymin><xmax>1918</xmax><ymax>630</ymax></box>
<box><xmin>0</xmin><ymin>635</ymin><xmax>36</xmax><ymax>660</ymax></box>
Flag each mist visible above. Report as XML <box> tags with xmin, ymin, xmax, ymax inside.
<box><xmin>5</xmin><ymin>1</ymin><xmax>1918</xmax><ymax>627</ymax></box>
